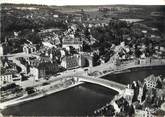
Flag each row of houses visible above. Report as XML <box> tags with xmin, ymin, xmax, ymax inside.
<box><xmin>20</xmin><ymin>51</ymin><xmax>93</xmax><ymax>81</ymax></box>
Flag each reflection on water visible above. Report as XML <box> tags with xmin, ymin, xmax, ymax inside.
<box><xmin>103</xmin><ymin>66</ymin><xmax>165</xmax><ymax>84</ymax></box>
<box><xmin>2</xmin><ymin>83</ymin><xmax>117</xmax><ymax>116</ymax></box>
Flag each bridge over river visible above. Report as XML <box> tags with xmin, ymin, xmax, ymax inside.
<box><xmin>59</xmin><ymin>74</ymin><xmax>127</xmax><ymax>93</ymax></box>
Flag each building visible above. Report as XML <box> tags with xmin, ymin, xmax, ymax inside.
<box><xmin>43</xmin><ymin>62</ymin><xmax>59</xmax><ymax>75</ymax></box>
<box><xmin>40</xmin><ymin>56</ymin><xmax>51</xmax><ymax>63</ymax></box>
<box><xmin>0</xmin><ymin>57</ymin><xmax>18</xmax><ymax>85</ymax></box>
<box><xmin>137</xmin><ymin>87</ymin><xmax>143</xmax><ymax>103</ymax></box>
<box><xmin>99</xmin><ymin>7</ymin><xmax>110</xmax><ymax>12</ymax></box>
<box><xmin>38</xmin><ymin>64</ymin><xmax>46</xmax><ymax>78</ymax></box>
<box><xmin>12</xmin><ymin>74</ymin><xmax>22</xmax><ymax>83</ymax></box>
<box><xmin>30</xmin><ymin>67</ymin><xmax>39</xmax><ymax>80</ymax></box>
<box><xmin>0</xmin><ymin>70</ymin><xmax>18</xmax><ymax>86</ymax></box>
<box><xmin>23</xmin><ymin>44</ymin><xmax>36</xmax><ymax>54</ymax></box>
<box><xmin>135</xmin><ymin>109</ymin><xmax>150</xmax><ymax>117</ymax></box>
<box><xmin>0</xmin><ymin>44</ymin><xmax>3</xmax><ymax>56</ymax></box>
<box><xmin>29</xmin><ymin>65</ymin><xmax>46</xmax><ymax>81</ymax></box>
<box><xmin>61</xmin><ymin>55</ymin><xmax>80</xmax><ymax>69</ymax></box>
<box><xmin>109</xmin><ymin>53</ymin><xmax>121</xmax><ymax>66</ymax></box>
<box><xmin>29</xmin><ymin>60</ymin><xmax>60</xmax><ymax>80</ymax></box>
<box><xmin>80</xmin><ymin>52</ymin><xmax>93</xmax><ymax>67</ymax></box>
<box><xmin>139</xmin><ymin>58</ymin><xmax>151</xmax><ymax>64</ymax></box>
<box><xmin>0</xmin><ymin>73</ymin><xmax>13</xmax><ymax>85</ymax></box>
<box><xmin>123</xmin><ymin>88</ymin><xmax>134</xmax><ymax>104</ymax></box>
<box><xmin>29</xmin><ymin>57</ymin><xmax>40</xmax><ymax>67</ymax></box>
<box><xmin>62</xmin><ymin>37</ymin><xmax>83</xmax><ymax>52</ymax></box>
<box><xmin>53</xmin><ymin>14</ymin><xmax>59</xmax><ymax>18</ymax></box>
<box><xmin>61</xmin><ymin>52</ymin><xmax>94</xmax><ymax>69</ymax></box>
<box><xmin>29</xmin><ymin>60</ymin><xmax>46</xmax><ymax>80</ymax></box>
<box><xmin>144</xmin><ymin>75</ymin><xmax>162</xmax><ymax>89</ymax></box>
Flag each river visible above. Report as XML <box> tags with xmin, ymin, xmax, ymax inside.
<box><xmin>2</xmin><ymin>66</ymin><xmax>165</xmax><ymax>116</ymax></box>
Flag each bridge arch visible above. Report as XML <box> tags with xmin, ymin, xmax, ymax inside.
<box><xmin>61</xmin><ymin>75</ymin><xmax>126</xmax><ymax>93</ymax></box>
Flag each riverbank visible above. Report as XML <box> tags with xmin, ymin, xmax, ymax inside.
<box><xmin>2</xmin><ymin>66</ymin><xmax>165</xmax><ymax>116</ymax></box>
<box><xmin>1</xmin><ymin>59</ymin><xmax>165</xmax><ymax>111</ymax></box>
<box><xmin>97</xmin><ymin>59</ymin><xmax>165</xmax><ymax>78</ymax></box>
<box><xmin>93</xmin><ymin>87</ymin><xmax>125</xmax><ymax>115</ymax></box>
<box><xmin>0</xmin><ymin>79</ymin><xmax>83</xmax><ymax>110</ymax></box>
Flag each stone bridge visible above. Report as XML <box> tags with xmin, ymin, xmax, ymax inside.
<box><xmin>60</xmin><ymin>75</ymin><xmax>127</xmax><ymax>93</ymax></box>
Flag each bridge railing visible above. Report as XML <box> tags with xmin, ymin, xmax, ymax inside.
<box><xmin>77</xmin><ymin>75</ymin><xmax>126</xmax><ymax>91</ymax></box>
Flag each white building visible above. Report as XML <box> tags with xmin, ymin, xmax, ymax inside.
<box><xmin>0</xmin><ymin>74</ymin><xmax>13</xmax><ymax>86</ymax></box>
<box><xmin>0</xmin><ymin>44</ymin><xmax>3</xmax><ymax>56</ymax></box>
<box><xmin>135</xmin><ymin>109</ymin><xmax>151</xmax><ymax>117</ymax></box>
<box><xmin>23</xmin><ymin>44</ymin><xmax>36</xmax><ymax>54</ymax></box>
<box><xmin>138</xmin><ymin>87</ymin><xmax>143</xmax><ymax>103</ymax></box>
<box><xmin>30</xmin><ymin>67</ymin><xmax>39</xmax><ymax>80</ymax></box>
<box><xmin>62</xmin><ymin>37</ymin><xmax>82</xmax><ymax>52</ymax></box>
<box><xmin>53</xmin><ymin>14</ymin><xmax>59</xmax><ymax>18</ymax></box>
<box><xmin>123</xmin><ymin>88</ymin><xmax>134</xmax><ymax>104</ymax></box>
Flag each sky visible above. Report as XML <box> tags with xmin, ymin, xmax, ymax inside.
<box><xmin>1</xmin><ymin>0</ymin><xmax>165</xmax><ymax>6</ymax></box>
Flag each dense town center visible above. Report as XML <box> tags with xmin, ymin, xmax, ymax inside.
<box><xmin>0</xmin><ymin>4</ymin><xmax>165</xmax><ymax>116</ymax></box>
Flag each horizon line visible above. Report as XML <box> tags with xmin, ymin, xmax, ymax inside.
<box><xmin>1</xmin><ymin>3</ymin><xmax>165</xmax><ymax>6</ymax></box>
<box><xmin>1</xmin><ymin>0</ymin><xmax>165</xmax><ymax>6</ymax></box>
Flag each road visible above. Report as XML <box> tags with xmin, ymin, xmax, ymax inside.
<box><xmin>78</xmin><ymin>75</ymin><xmax>126</xmax><ymax>93</ymax></box>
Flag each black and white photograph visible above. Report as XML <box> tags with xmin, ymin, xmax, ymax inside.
<box><xmin>0</xmin><ymin>0</ymin><xmax>165</xmax><ymax>116</ymax></box>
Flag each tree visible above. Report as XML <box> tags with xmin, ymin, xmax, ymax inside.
<box><xmin>93</xmin><ymin>52</ymin><xmax>101</xmax><ymax>66</ymax></box>
<box><xmin>84</xmin><ymin>27</ymin><xmax>90</xmax><ymax>41</ymax></box>
<box><xmin>128</xmin><ymin>104</ymin><xmax>135</xmax><ymax>116</ymax></box>
<box><xmin>156</xmin><ymin>79</ymin><xmax>162</xmax><ymax>89</ymax></box>
<box><xmin>142</xmin><ymin>83</ymin><xmax>147</xmax><ymax>102</ymax></box>
<box><xmin>82</xmin><ymin>41</ymin><xmax>91</xmax><ymax>52</ymax></box>
<box><xmin>69</xmin><ymin>46</ymin><xmax>78</xmax><ymax>55</ymax></box>
<box><xmin>132</xmin><ymin>82</ymin><xmax>139</xmax><ymax>102</ymax></box>
<box><xmin>135</xmin><ymin>46</ymin><xmax>142</xmax><ymax>58</ymax></box>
